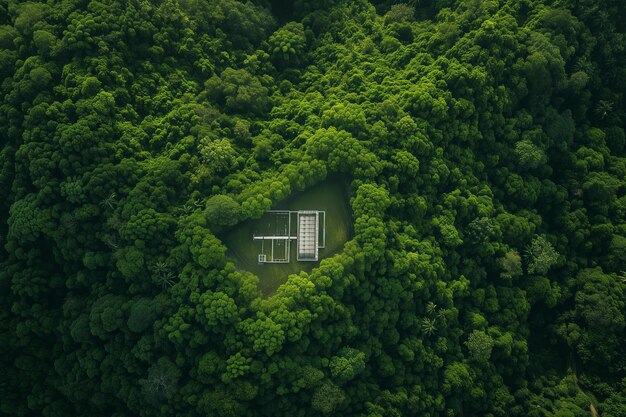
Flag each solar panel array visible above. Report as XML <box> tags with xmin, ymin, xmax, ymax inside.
<box><xmin>298</xmin><ymin>212</ymin><xmax>318</xmax><ymax>260</ymax></box>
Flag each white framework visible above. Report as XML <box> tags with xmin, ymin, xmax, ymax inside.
<box><xmin>297</xmin><ymin>211</ymin><xmax>318</xmax><ymax>261</ymax></box>
<box><xmin>254</xmin><ymin>210</ymin><xmax>326</xmax><ymax>263</ymax></box>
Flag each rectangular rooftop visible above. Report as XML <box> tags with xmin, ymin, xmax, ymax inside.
<box><xmin>297</xmin><ymin>211</ymin><xmax>319</xmax><ymax>261</ymax></box>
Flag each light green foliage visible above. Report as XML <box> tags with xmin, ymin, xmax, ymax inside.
<box><xmin>306</xmin><ymin>128</ymin><xmax>381</xmax><ymax>177</ymax></box>
<box><xmin>269</xmin><ymin>22</ymin><xmax>306</xmax><ymax>68</ymax></box>
<box><xmin>396</xmin><ymin>115</ymin><xmax>418</xmax><ymax>137</ymax></box>
<box><xmin>312</xmin><ymin>382</ymin><xmax>346</xmax><ymax>414</ymax></box>
<box><xmin>321</xmin><ymin>102</ymin><xmax>367</xmax><ymax>136</ymax></box>
<box><xmin>163</xmin><ymin>312</ymin><xmax>191</xmax><ymax>344</ymax></box>
<box><xmin>465</xmin><ymin>330</ymin><xmax>494</xmax><ymax>364</ymax></box>
<box><xmin>515</xmin><ymin>139</ymin><xmax>547</xmax><ymax>170</ymax></box>
<box><xmin>241</xmin><ymin>314</ymin><xmax>285</xmax><ymax>356</ymax></box>
<box><xmin>384</xmin><ymin>4</ymin><xmax>415</xmax><ymax>24</ymax></box>
<box><xmin>199</xmin><ymin>137</ymin><xmax>237</xmax><ymax>170</ymax></box>
<box><xmin>199</xmin><ymin>291</ymin><xmax>238</xmax><ymax>327</ymax></box>
<box><xmin>352</xmin><ymin>183</ymin><xmax>390</xmax><ymax>218</ymax></box>
<box><xmin>525</xmin><ymin>235</ymin><xmax>559</xmax><ymax>275</ymax></box>
<box><xmin>29</xmin><ymin>67</ymin><xmax>52</xmax><ymax>89</ymax></box>
<box><xmin>443</xmin><ymin>362</ymin><xmax>472</xmax><ymax>395</ymax></box>
<box><xmin>433</xmin><ymin>215</ymin><xmax>462</xmax><ymax>247</ymax></box>
<box><xmin>392</xmin><ymin>150</ymin><xmax>420</xmax><ymax>178</ymax></box>
<box><xmin>81</xmin><ymin>76</ymin><xmax>101</xmax><ymax>97</ymax></box>
<box><xmin>329</xmin><ymin>347</ymin><xmax>366</xmax><ymax>384</ymax></box>
<box><xmin>193</xmin><ymin>232</ymin><xmax>226</xmax><ymax>269</ymax></box>
<box><xmin>568</xmin><ymin>70</ymin><xmax>589</xmax><ymax>91</ymax></box>
<box><xmin>222</xmin><ymin>352</ymin><xmax>251</xmax><ymax>383</ymax></box>
<box><xmin>33</xmin><ymin>30</ymin><xmax>57</xmax><ymax>57</ymax></box>
<box><xmin>500</xmin><ymin>249</ymin><xmax>523</xmax><ymax>280</ymax></box>
<box><xmin>205</xmin><ymin>68</ymin><xmax>271</xmax><ymax>114</ymax></box>
<box><xmin>14</xmin><ymin>2</ymin><xmax>50</xmax><ymax>35</ymax></box>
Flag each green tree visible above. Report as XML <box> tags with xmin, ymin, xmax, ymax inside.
<box><xmin>268</xmin><ymin>22</ymin><xmax>306</xmax><ymax>68</ymax></box>
<box><xmin>312</xmin><ymin>382</ymin><xmax>346</xmax><ymax>414</ymax></box>
<box><xmin>442</xmin><ymin>362</ymin><xmax>472</xmax><ymax>395</ymax></box>
<box><xmin>465</xmin><ymin>330</ymin><xmax>494</xmax><ymax>364</ymax></box>
<box><xmin>205</xmin><ymin>195</ymin><xmax>241</xmax><ymax>228</ymax></box>
<box><xmin>139</xmin><ymin>357</ymin><xmax>181</xmax><ymax>405</ymax></box>
<box><xmin>500</xmin><ymin>249</ymin><xmax>523</xmax><ymax>280</ymax></box>
<box><xmin>127</xmin><ymin>298</ymin><xmax>158</xmax><ymax>333</ymax></box>
<box><xmin>199</xmin><ymin>137</ymin><xmax>238</xmax><ymax>175</ymax></box>
<box><xmin>525</xmin><ymin>235</ymin><xmax>559</xmax><ymax>275</ymax></box>
<box><xmin>329</xmin><ymin>347</ymin><xmax>366</xmax><ymax>384</ymax></box>
<box><xmin>222</xmin><ymin>352</ymin><xmax>251</xmax><ymax>383</ymax></box>
<box><xmin>204</xmin><ymin>68</ymin><xmax>271</xmax><ymax>114</ymax></box>
<box><xmin>385</xmin><ymin>4</ymin><xmax>415</xmax><ymax>23</ymax></box>
<box><xmin>199</xmin><ymin>291</ymin><xmax>238</xmax><ymax>327</ymax></box>
<box><xmin>240</xmin><ymin>314</ymin><xmax>285</xmax><ymax>356</ymax></box>
<box><xmin>514</xmin><ymin>139</ymin><xmax>547</xmax><ymax>170</ymax></box>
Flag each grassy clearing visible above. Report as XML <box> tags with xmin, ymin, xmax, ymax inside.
<box><xmin>222</xmin><ymin>179</ymin><xmax>353</xmax><ymax>296</ymax></box>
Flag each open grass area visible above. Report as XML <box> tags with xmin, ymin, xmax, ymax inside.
<box><xmin>222</xmin><ymin>179</ymin><xmax>353</xmax><ymax>296</ymax></box>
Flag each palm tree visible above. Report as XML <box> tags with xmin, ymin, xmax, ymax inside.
<box><xmin>421</xmin><ymin>317</ymin><xmax>437</xmax><ymax>336</ymax></box>
<box><xmin>426</xmin><ymin>301</ymin><xmax>437</xmax><ymax>315</ymax></box>
<box><xmin>102</xmin><ymin>234</ymin><xmax>119</xmax><ymax>250</ymax></box>
<box><xmin>100</xmin><ymin>192</ymin><xmax>117</xmax><ymax>210</ymax></box>
<box><xmin>592</xmin><ymin>10</ymin><xmax>612</xmax><ymax>32</ymax></box>
<box><xmin>573</xmin><ymin>59</ymin><xmax>594</xmax><ymax>76</ymax></box>
<box><xmin>179</xmin><ymin>203</ymin><xmax>195</xmax><ymax>215</ymax></box>
<box><xmin>153</xmin><ymin>261</ymin><xmax>175</xmax><ymax>289</ymax></box>
<box><xmin>193</xmin><ymin>198</ymin><xmax>204</xmax><ymax>209</ymax></box>
<box><xmin>407</xmin><ymin>0</ymin><xmax>424</xmax><ymax>7</ymax></box>
<box><xmin>594</xmin><ymin>100</ymin><xmax>613</xmax><ymax>120</ymax></box>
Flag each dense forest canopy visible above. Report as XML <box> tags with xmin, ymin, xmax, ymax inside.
<box><xmin>1</xmin><ymin>0</ymin><xmax>625</xmax><ymax>416</ymax></box>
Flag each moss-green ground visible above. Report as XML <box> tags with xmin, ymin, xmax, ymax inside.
<box><xmin>223</xmin><ymin>179</ymin><xmax>353</xmax><ymax>296</ymax></box>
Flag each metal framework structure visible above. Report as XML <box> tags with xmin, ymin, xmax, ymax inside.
<box><xmin>253</xmin><ymin>210</ymin><xmax>325</xmax><ymax>264</ymax></box>
<box><xmin>297</xmin><ymin>211</ymin><xmax>318</xmax><ymax>261</ymax></box>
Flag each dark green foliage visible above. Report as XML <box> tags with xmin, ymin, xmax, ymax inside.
<box><xmin>128</xmin><ymin>298</ymin><xmax>158</xmax><ymax>333</ymax></box>
<box><xmin>1</xmin><ymin>0</ymin><xmax>625</xmax><ymax>416</ymax></box>
<box><xmin>558</xmin><ymin>268</ymin><xmax>625</xmax><ymax>365</ymax></box>
<box><xmin>140</xmin><ymin>357</ymin><xmax>181</xmax><ymax>405</ymax></box>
